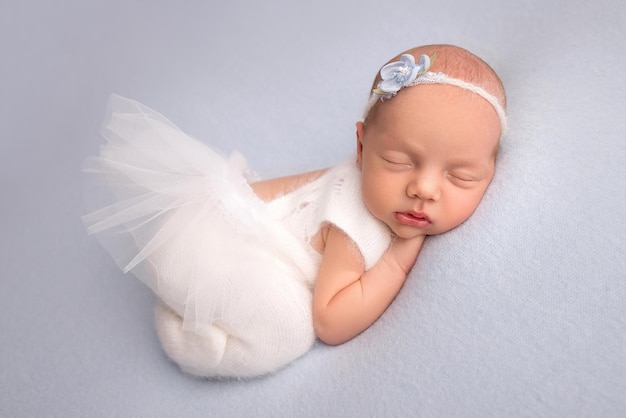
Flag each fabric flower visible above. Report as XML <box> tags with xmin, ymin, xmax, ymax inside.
<box><xmin>373</xmin><ymin>54</ymin><xmax>433</xmax><ymax>97</ymax></box>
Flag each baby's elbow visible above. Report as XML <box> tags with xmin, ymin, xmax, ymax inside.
<box><xmin>314</xmin><ymin>324</ymin><xmax>345</xmax><ymax>346</ymax></box>
<box><xmin>313</xmin><ymin>311</ymin><xmax>350</xmax><ymax>346</ymax></box>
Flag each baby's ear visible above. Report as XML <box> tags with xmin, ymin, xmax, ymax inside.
<box><xmin>355</xmin><ymin>122</ymin><xmax>365</xmax><ymax>168</ymax></box>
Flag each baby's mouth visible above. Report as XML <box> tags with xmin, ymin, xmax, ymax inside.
<box><xmin>395</xmin><ymin>211</ymin><xmax>431</xmax><ymax>228</ymax></box>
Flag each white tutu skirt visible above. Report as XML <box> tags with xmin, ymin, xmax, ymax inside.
<box><xmin>83</xmin><ymin>95</ymin><xmax>316</xmax><ymax>377</ymax></box>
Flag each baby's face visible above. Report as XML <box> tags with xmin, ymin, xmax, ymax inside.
<box><xmin>357</xmin><ymin>84</ymin><xmax>501</xmax><ymax>239</ymax></box>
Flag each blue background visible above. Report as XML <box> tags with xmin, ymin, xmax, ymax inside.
<box><xmin>1</xmin><ymin>0</ymin><xmax>625</xmax><ymax>416</ymax></box>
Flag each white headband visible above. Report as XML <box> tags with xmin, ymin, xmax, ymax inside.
<box><xmin>363</xmin><ymin>54</ymin><xmax>507</xmax><ymax>134</ymax></box>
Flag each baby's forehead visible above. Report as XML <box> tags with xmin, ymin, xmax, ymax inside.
<box><xmin>370</xmin><ymin>86</ymin><xmax>502</xmax><ymax>150</ymax></box>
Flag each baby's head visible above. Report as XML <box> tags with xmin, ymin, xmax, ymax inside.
<box><xmin>357</xmin><ymin>44</ymin><xmax>506</xmax><ymax>239</ymax></box>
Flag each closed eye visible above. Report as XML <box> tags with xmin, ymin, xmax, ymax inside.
<box><xmin>384</xmin><ymin>158</ymin><xmax>412</xmax><ymax>166</ymax></box>
<box><xmin>447</xmin><ymin>172</ymin><xmax>482</xmax><ymax>185</ymax></box>
<box><xmin>383</xmin><ymin>159</ymin><xmax>413</xmax><ymax>171</ymax></box>
<box><xmin>381</xmin><ymin>154</ymin><xmax>413</xmax><ymax>167</ymax></box>
<box><xmin>449</xmin><ymin>173</ymin><xmax>476</xmax><ymax>181</ymax></box>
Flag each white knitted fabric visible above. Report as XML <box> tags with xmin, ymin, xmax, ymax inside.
<box><xmin>83</xmin><ymin>95</ymin><xmax>391</xmax><ymax>378</ymax></box>
<box><xmin>267</xmin><ymin>159</ymin><xmax>392</xmax><ymax>273</ymax></box>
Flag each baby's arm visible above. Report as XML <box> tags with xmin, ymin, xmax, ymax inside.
<box><xmin>312</xmin><ymin>226</ymin><xmax>425</xmax><ymax>345</ymax></box>
<box><xmin>250</xmin><ymin>169</ymin><xmax>328</xmax><ymax>201</ymax></box>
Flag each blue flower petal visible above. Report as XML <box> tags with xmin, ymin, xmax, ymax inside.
<box><xmin>379</xmin><ymin>79</ymin><xmax>402</xmax><ymax>93</ymax></box>
<box><xmin>400</xmin><ymin>54</ymin><xmax>415</xmax><ymax>66</ymax></box>
<box><xmin>380</xmin><ymin>61</ymin><xmax>406</xmax><ymax>80</ymax></box>
<box><xmin>416</xmin><ymin>54</ymin><xmax>431</xmax><ymax>74</ymax></box>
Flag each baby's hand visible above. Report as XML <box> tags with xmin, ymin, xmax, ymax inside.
<box><xmin>384</xmin><ymin>235</ymin><xmax>426</xmax><ymax>275</ymax></box>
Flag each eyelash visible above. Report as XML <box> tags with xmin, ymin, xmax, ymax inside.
<box><xmin>449</xmin><ymin>173</ymin><xmax>475</xmax><ymax>181</ymax></box>
<box><xmin>447</xmin><ymin>173</ymin><xmax>481</xmax><ymax>187</ymax></box>
<box><xmin>383</xmin><ymin>157</ymin><xmax>413</xmax><ymax>167</ymax></box>
<box><xmin>382</xmin><ymin>156</ymin><xmax>480</xmax><ymax>182</ymax></box>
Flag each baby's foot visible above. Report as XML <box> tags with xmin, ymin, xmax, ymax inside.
<box><xmin>154</xmin><ymin>301</ymin><xmax>228</xmax><ymax>377</ymax></box>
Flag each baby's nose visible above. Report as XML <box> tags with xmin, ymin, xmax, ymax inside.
<box><xmin>406</xmin><ymin>173</ymin><xmax>441</xmax><ymax>201</ymax></box>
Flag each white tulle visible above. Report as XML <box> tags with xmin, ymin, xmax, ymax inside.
<box><xmin>82</xmin><ymin>95</ymin><xmax>316</xmax><ymax>360</ymax></box>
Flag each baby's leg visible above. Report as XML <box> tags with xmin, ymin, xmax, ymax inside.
<box><xmin>154</xmin><ymin>273</ymin><xmax>316</xmax><ymax>378</ymax></box>
<box><xmin>144</xmin><ymin>202</ymin><xmax>316</xmax><ymax>377</ymax></box>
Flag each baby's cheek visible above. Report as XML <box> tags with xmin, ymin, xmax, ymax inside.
<box><xmin>454</xmin><ymin>193</ymin><xmax>485</xmax><ymax>225</ymax></box>
<box><xmin>361</xmin><ymin>188</ymin><xmax>385</xmax><ymax>222</ymax></box>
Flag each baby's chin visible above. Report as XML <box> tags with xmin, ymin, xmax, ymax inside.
<box><xmin>387</xmin><ymin>222</ymin><xmax>464</xmax><ymax>240</ymax></box>
<box><xmin>386</xmin><ymin>225</ymin><xmax>429</xmax><ymax>240</ymax></box>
